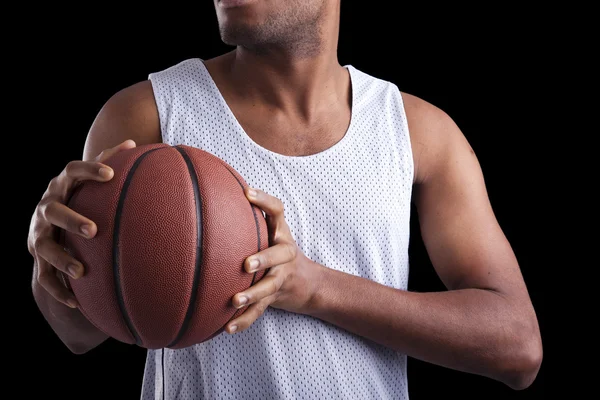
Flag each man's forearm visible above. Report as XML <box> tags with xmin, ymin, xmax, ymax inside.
<box><xmin>305</xmin><ymin>261</ymin><xmax>541</xmax><ymax>390</ymax></box>
<box><xmin>32</xmin><ymin>269</ymin><xmax>107</xmax><ymax>354</ymax></box>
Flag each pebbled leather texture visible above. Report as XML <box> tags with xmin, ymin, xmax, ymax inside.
<box><xmin>64</xmin><ymin>143</ymin><xmax>169</xmax><ymax>344</ymax></box>
<box><xmin>118</xmin><ymin>146</ymin><xmax>197</xmax><ymax>348</ymax></box>
<box><xmin>63</xmin><ymin>143</ymin><xmax>268</xmax><ymax>349</ymax></box>
<box><xmin>169</xmin><ymin>145</ymin><xmax>269</xmax><ymax>349</ymax></box>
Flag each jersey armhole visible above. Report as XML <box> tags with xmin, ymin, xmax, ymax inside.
<box><xmin>395</xmin><ymin>87</ymin><xmax>416</xmax><ymax>188</ymax></box>
<box><xmin>148</xmin><ymin>71</ymin><xmax>172</xmax><ymax>145</ymax></box>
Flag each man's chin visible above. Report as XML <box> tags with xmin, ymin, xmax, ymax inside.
<box><xmin>220</xmin><ymin>25</ymin><xmax>261</xmax><ymax>47</ymax></box>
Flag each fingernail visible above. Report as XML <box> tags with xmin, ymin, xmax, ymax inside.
<box><xmin>236</xmin><ymin>296</ymin><xmax>248</xmax><ymax>308</ymax></box>
<box><xmin>80</xmin><ymin>225</ymin><xmax>91</xmax><ymax>236</ymax></box>
<box><xmin>229</xmin><ymin>325</ymin><xmax>237</xmax><ymax>333</ymax></box>
<box><xmin>247</xmin><ymin>188</ymin><xmax>257</xmax><ymax>198</ymax></box>
<box><xmin>67</xmin><ymin>264</ymin><xmax>80</xmax><ymax>279</ymax></box>
<box><xmin>67</xmin><ymin>299</ymin><xmax>78</xmax><ymax>308</ymax></box>
<box><xmin>248</xmin><ymin>258</ymin><xmax>259</xmax><ymax>272</ymax></box>
<box><xmin>99</xmin><ymin>167</ymin><xmax>113</xmax><ymax>179</ymax></box>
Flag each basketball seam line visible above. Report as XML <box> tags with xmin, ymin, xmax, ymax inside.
<box><xmin>168</xmin><ymin>146</ymin><xmax>204</xmax><ymax>348</ymax></box>
<box><xmin>113</xmin><ymin>147</ymin><xmax>164</xmax><ymax>346</ymax></box>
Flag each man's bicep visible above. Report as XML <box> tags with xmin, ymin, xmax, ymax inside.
<box><xmin>412</xmin><ymin>113</ymin><xmax>525</xmax><ymax>297</ymax></box>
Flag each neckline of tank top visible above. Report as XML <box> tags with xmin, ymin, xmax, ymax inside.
<box><xmin>195</xmin><ymin>58</ymin><xmax>358</xmax><ymax>160</ymax></box>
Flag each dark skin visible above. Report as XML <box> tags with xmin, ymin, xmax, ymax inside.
<box><xmin>27</xmin><ymin>0</ymin><xmax>542</xmax><ymax>391</ymax></box>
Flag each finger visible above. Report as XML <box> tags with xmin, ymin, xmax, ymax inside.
<box><xmin>36</xmin><ymin>257</ymin><xmax>78</xmax><ymax>308</ymax></box>
<box><xmin>95</xmin><ymin>139</ymin><xmax>137</xmax><ymax>162</ymax></box>
<box><xmin>245</xmin><ymin>187</ymin><xmax>284</xmax><ymax>219</ymax></box>
<box><xmin>232</xmin><ymin>273</ymin><xmax>285</xmax><ymax>309</ymax></box>
<box><xmin>36</xmin><ymin>237</ymin><xmax>85</xmax><ymax>279</ymax></box>
<box><xmin>61</xmin><ymin>160</ymin><xmax>115</xmax><ymax>186</ymax></box>
<box><xmin>45</xmin><ymin>162</ymin><xmax>114</xmax><ymax>206</ymax></box>
<box><xmin>41</xmin><ymin>201</ymin><xmax>97</xmax><ymax>238</ymax></box>
<box><xmin>245</xmin><ymin>187</ymin><xmax>290</xmax><ymax>241</ymax></box>
<box><xmin>244</xmin><ymin>242</ymin><xmax>297</xmax><ymax>273</ymax></box>
<box><xmin>227</xmin><ymin>295</ymin><xmax>275</xmax><ymax>334</ymax></box>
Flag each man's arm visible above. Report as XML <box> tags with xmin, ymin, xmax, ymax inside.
<box><xmin>31</xmin><ymin>80</ymin><xmax>161</xmax><ymax>354</ymax></box>
<box><xmin>306</xmin><ymin>93</ymin><xmax>542</xmax><ymax>390</ymax></box>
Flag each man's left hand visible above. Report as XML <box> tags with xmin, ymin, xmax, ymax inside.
<box><xmin>226</xmin><ymin>187</ymin><xmax>323</xmax><ymax>334</ymax></box>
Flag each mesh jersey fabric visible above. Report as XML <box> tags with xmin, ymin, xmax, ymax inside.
<box><xmin>141</xmin><ymin>58</ymin><xmax>414</xmax><ymax>400</ymax></box>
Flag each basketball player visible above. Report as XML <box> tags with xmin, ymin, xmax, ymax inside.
<box><xmin>27</xmin><ymin>1</ymin><xmax>542</xmax><ymax>398</ymax></box>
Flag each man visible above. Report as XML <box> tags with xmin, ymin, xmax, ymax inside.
<box><xmin>27</xmin><ymin>0</ymin><xmax>542</xmax><ymax>398</ymax></box>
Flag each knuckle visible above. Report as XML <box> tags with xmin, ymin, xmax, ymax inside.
<box><xmin>272</xmin><ymin>227</ymin><xmax>284</xmax><ymax>243</ymax></box>
<box><xmin>32</xmin><ymin>238</ymin><xmax>44</xmax><ymax>253</ymax></box>
<box><xmin>34</xmin><ymin>203</ymin><xmax>44</xmax><ymax>221</ymax></box>
<box><xmin>27</xmin><ymin>222</ymin><xmax>38</xmax><ymax>255</ymax></box>
<box><xmin>274</xmin><ymin>227</ymin><xmax>289</xmax><ymax>244</ymax></box>
<box><xmin>65</xmin><ymin>160</ymin><xmax>83</xmax><ymax>177</ymax></box>
<box><xmin>37</xmin><ymin>269</ymin><xmax>50</xmax><ymax>286</ymax></box>
<box><xmin>27</xmin><ymin>240</ymin><xmax>35</xmax><ymax>256</ymax></box>
<box><xmin>43</xmin><ymin>202</ymin><xmax>63</xmax><ymax>225</ymax></box>
<box><xmin>274</xmin><ymin>199</ymin><xmax>284</xmax><ymax>214</ymax></box>
<box><xmin>39</xmin><ymin>201</ymin><xmax>52</xmax><ymax>221</ymax></box>
<box><xmin>272</xmin><ymin>231</ymin><xmax>281</xmax><ymax>243</ymax></box>
<box><xmin>268</xmin><ymin>279</ymin><xmax>279</xmax><ymax>295</ymax></box>
<box><xmin>64</xmin><ymin>161</ymin><xmax>77</xmax><ymax>176</ymax></box>
<box><xmin>286</xmin><ymin>243</ymin><xmax>297</xmax><ymax>260</ymax></box>
<box><xmin>255</xmin><ymin>301</ymin><xmax>267</xmax><ymax>316</ymax></box>
<box><xmin>47</xmin><ymin>176</ymin><xmax>60</xmax><ymax>193</ymax></box>
<box><xmin>47</xmin><ymin>175</ymin><xmax>69</xmax><ymax>200</ymax></box>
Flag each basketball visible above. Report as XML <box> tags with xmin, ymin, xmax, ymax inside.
<box><xmin>60</xmin><ymin>143</ymin><xmax>269</xmax><ymax>349</ymax></box>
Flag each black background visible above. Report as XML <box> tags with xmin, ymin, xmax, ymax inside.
<box><xmin>15</xmin><ymin>3</ymin><xmax>544</xmax><ymax>399</ymax></box>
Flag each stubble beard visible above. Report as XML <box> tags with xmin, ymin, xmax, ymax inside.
<box><xmin>219</xmin><ymin>4</ymin><xmax>324</xmax><ymax>58</ymax></box>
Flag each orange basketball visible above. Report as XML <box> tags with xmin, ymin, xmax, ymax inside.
<box><xmin>61</xmin><ymin>143</ymin><xmax>269</xmax><ymax>349</ymax></box>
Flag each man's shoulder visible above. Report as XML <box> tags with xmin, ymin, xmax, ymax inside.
<box><xmin>399</xmin><ymin>91</ymin><xmax>466</xmax><ymax>184</ymax></box>
<box><xmin>83</xmin><ymin>80</ymin><xmax>162</xmax><ymax>160</ymax></box>
<box><xmin>401</xmin><ymin>92</ymin><xmax>453</xmax><ymax>132</ymax></box>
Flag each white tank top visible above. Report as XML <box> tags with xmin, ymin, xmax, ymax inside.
<box><xmin>141</xmin><ymin>58</ymin><xmax>414</xmax><ymax>400</ymax></box>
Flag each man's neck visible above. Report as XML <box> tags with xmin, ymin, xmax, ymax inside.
<box><xmin>221</xmin><ymin>44</ymin><xmax>346</xmax><ymax>122</ymax></box>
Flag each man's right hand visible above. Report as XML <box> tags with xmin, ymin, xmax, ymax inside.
<box><xmin>28</xmin><ymin>140</ymin><xmax>137</xmax><ymax>308</ymax></box>
<box><xmin>29</xmin><ymin>79</ymin><xmax>160</xmax><ymax>354</ymax></box>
